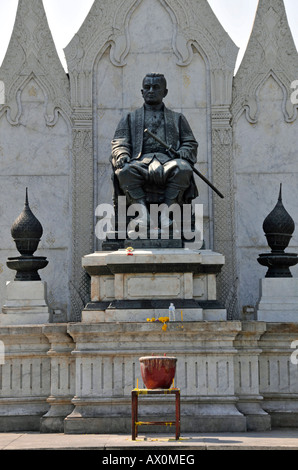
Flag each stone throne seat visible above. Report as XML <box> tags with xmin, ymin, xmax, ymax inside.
<box><xmin>103</xmin><ymin>163</ymin><xmax>198</xmax><ymax>251</ymax></box>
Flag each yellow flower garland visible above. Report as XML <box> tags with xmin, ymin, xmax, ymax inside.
<box><xmin>146</xmin><ymin>316</ymin><xmax>170</xmax><ymax>331</ymax></box>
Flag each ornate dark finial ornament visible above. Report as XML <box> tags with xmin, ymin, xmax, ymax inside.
<box><xmin>7</xmin><ymin>189</ymin><xmax>48</xmax><ymax>281</ymax></box>
<box><xmin>11</xmin><ymin>187</ymin><xmax>43</xmax><ymax>256</ymax></box>
<box><xmin>262</xmin><ymin>183</ymin><xmax>295</xmax><ymax>252</ymax></box>
<box><xmin>258</xmin><ymin>184</ymin><xmax>298</xmax><ymax>278</ymax></box>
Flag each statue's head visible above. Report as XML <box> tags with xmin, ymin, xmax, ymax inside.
<box><xmin>141</xmin><ymin>73</ymin><xmax>168</xmax><ymax>106</ymax></box>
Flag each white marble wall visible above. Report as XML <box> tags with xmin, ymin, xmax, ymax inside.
<box><xmin>0</xmin><ymin>0</ymin><xmax>72</xmax><ymax>320</ymax></box>
<box><xmin>0</xmin><ymin>89</ymin><xmax>71</xmax><ymax>317</ymax></box>
<box><xmin>94</xmin><ymin>0</ymin><xmax>211</xmax><ymax>248</ymax></box>
<box><xmin>234</xmin><ymin>76</ymin><xmax>298</xmax><ymax>313</ymax></box>
<box><xmin>0</xmin><ymin>0</ymin><xmax>297</xmax><ymax>320</ymax></box>
<box><xmin>232</xmin><ymin>0</ymin><xmax>298</xmax><ymax>317</ymax></box>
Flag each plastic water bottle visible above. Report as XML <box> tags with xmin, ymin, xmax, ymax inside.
<box><xmin>169</xmin><ymin>303</ymin><xmax>176</xmax><ymax>321</ymax></box>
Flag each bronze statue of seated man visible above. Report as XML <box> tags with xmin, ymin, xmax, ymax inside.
<box><xmin>111</xmin><ymin>73</ymin><xmax>198</xmax><ymax>234</ymax></box>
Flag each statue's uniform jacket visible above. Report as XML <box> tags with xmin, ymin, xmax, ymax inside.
<box><xmin>111</xmin><ymin>105</ymin><xmax>199</xmax><ymax>203</ymax></box>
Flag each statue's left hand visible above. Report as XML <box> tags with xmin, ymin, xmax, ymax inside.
<box><xmin>115</xmin><ymin>154</ymin><xmax>131</xmax><ymax>170</ymax></box>
<box><xmin>176</xmin><ymin>149</ymin><xmax>190</xmax><ymax>161</ymax></box>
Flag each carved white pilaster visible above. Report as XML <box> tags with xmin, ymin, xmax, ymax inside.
<box><xmin>211</xmin><ymin>106</ymin><xmax>237</xmax><ymax>318</ymax></box>
<box><xmin>69</xmin><ymin>108</ymin><xmax>94</xmax><ymax>321</ymax></box>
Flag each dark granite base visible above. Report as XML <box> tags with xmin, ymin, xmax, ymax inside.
<box><xmin>84</xmin><ymin>299</ymin><xmax>225</xmax><ymax>311</ymax></box>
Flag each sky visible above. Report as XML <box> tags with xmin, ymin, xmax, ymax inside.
<box><xmin>0</xmin><ymin>0</ymin><xmax>297</xmax><ymax>73</ymax></box>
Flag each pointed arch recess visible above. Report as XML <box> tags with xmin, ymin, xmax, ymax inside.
<box><xmin>65</xmin><ymin>0</ymin><xmax>238</xmax><ymax>107</ymax></box>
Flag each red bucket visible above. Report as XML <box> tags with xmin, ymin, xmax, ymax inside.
<box><xmin>139</xmin><ymin>356</ymin><xmax>177</xmax><ymax>389</ymax></box>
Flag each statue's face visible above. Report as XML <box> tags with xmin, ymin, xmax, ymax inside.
<box><xmin>141</xmin><ymin>76</ymin><xmax>168</xmax><ymax>106</ymax></box>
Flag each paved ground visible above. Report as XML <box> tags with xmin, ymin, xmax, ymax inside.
<box><xmin>0</xmin><ymin>429</ymin><xmax>298</xmax><ymax>451</ymax></box>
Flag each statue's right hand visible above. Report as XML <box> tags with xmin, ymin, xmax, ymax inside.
<box><xmin>115</xmin><ymin>155</ymin><xmax>131</xmax><ymax>170</ymax></box>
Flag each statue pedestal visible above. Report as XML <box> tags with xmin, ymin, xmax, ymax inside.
<box><xmin>257</xmin><ymin>278</ymin><xmax>298</xmax><ymax>322</ymax></box>
<box><xmin>81</xmin><ymin>248</ymin><xmax>226</xmax><ymax>322</ymax></box>
<box><xmin>0</xmin><ymin>281</ymin><xmax>51</xmax><ymax>325</ymax></box>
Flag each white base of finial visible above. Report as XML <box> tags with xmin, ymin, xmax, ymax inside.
<box><xmin>257</xmin><ymin>278</ymin><xmax>298</xmax><ymax>322</ymax></box>
<box><xmin>0</xmin><ymin>281</ymin><xmax>51</xmax><ymax>325</ymax></box>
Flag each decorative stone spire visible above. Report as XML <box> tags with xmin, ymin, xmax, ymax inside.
<box><xmin>1</xmin><ymin>0</ymin><xmax>67</xmax><ymax>80</ymax></box>
<box><xmin>233</xmin><ymin>0</ymin><xmax>298</xmax><ymax>123</ymax></box>
<box><xmin>262</xmin><ymin>183</ymin><xmax>295</xmax><ymax>252</ymax></box>
<box><xmin>0</xmin><ymin>0</ymin><xmax>70</xmax><ymax>123</ymax></box>
<box><xmin>7</xmin><ymin>189</ymin><xmax>48</xmax><ymax>281</ymax></box>
<box><xmin>258</xmin><ymin>185</ymin><xmax>298</xmax><ymax>277</ymax></box>
<box><xmin>11</xmin><ymin>188</ymin><xmax>43</xmax><ymax>256</ymax></box>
